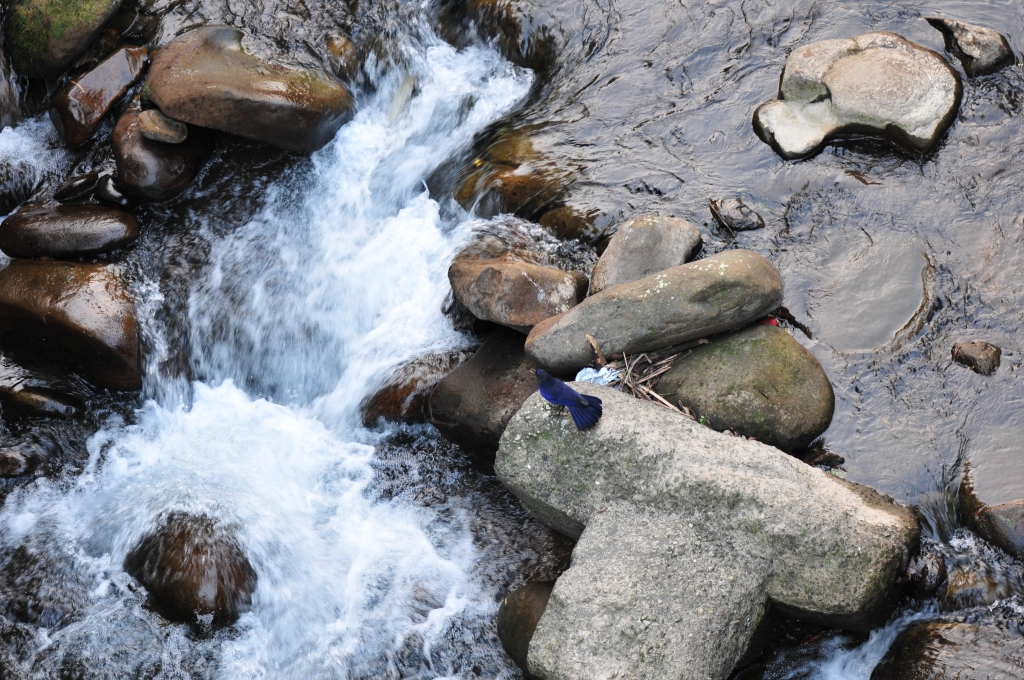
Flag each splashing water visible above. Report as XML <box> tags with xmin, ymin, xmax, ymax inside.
<box><xmin>0</xmin><ymin>23</ymin><xmax>533</xmax><ymax>679</ymax></box>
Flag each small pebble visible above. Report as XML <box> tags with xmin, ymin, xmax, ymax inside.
<box><xmin>138</xmin><ymin>109</ymin><xmax>189</xmax><ymax>144</ymax></box>
<box><xmin>709</xmin><ymin>198</ymin><xmax>765</xmax><ymax>233</ymax></box>
<box><xmin>95</xmin><ymin>174</ymin><xmax>130</xmax><ymax>208</ymax></box>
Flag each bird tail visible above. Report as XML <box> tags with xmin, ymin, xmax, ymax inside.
<box><xmin>568</xmin><ymin>395</ymin><xmax>603</xmax><ymax>430</ymax></box>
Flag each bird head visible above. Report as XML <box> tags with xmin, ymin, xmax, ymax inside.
<box><xmin>535</xmin><ymin>369</ymin><xmax>551</xmax><ymax>381</ymax></box>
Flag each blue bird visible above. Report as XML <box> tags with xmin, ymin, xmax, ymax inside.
<box><xmin>535</xmin><ymin>369</ymin><xmax>603</xmax><ymax>430</ymax></box>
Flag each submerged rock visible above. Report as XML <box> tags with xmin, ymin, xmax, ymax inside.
<box><xmin>710</xmin><ymin>198</ymin><xmax>765</xmax><ymax>233</ymax></box>
<box><xmin>497</xmin><ymin>384</ymin><xmax>918</xmax><ymax>680</ymax></box>
<box><xmin>124</xmin><ymin>512</ymin><xmax>257</xmax><ymax>629</ymax></box>
<box><xmin>112</xmin><ymin>106</ymin><xmax>214</xmax><ymax>202</ymax></box>
<box><xmin>952</xmin><ymin>340</ymin><xmax>1001</xmax><ymax>376</ymax></box>
<box><xmin>448</xmin><ymin>256</ymin><xmax>587</xmax><ymax>332</ymax></box>
<box><xmin>589</xmin><ymin>215</ymin><xmax>702</xmax><ymax>294</ymax></box>
<box><xmin>361</xmin><ymin>349</ymin><xmax>474</xmax><ymax>426</ymax></box>
<box><xmin>0</xmin><ymin>260</ymin><xmax>141</xmax><ymax>391</ymax></box>
<box><xmin>927</xmin><ymin>18</ymin><xmax>1015</xmax><ymax>78</ymax></box>
<box><xmin>754</xmin><ymin>33</ymin><xmax>961</xmax><ymax>159</ymax></box>
<box><xmin>146</xmin><ymin>26</ymin><xmax>355</xmax><ymax>152</ymax></box>
<box><xmin>526</xmin><ymin>249</ymin><xmax>783</xmax><ymax>374</ymax></box>
<box><xmin>656</xmin><ymin>324</ymin><xmax>834</xmax><ymax>451</ymax></box>
<box><xmin>428</xmin><ymin>328</ymin><xmax>538</xmax><ymax>459</ymax></box>
<box><xmin>5</xmin><ymin>0</ymin><xmax>123</xmax><ymax>78</ymax></box>
<box><xmin>497</xmin><ymin>582</ymin><xmax>553</xmax><ymax>679</ymax></box>
<box><xmin>54</xmin><ymin>172</ymin><xmax>100</xmax><ymax>204</ymax></box>
<box><xmin>870</xmin><ymin>621</ymin><xmax>1024</xmax><ymax>680</ymax></box>
<box><xmin>905</xmin><ymin>554</ymin><xmax>946</xmax><ymax>598</ymax></box>
<box><xmin>0</xmin><ymin>384</ymin><xmax>83</xmax><ymax>418</ymax></box>
<box><xmin>0</xmin><ymin>204</ymin><xmax>140</xmax><ymax>258</ymax></box>
<box><xmin>138</xmin><ymin>108</ymin><xmax>188</xmax><ymax>144</ymax></box>
<box><xmin>49</xmin><ymin>46</ymin><xmax>149</xmax><ymax>147</ymax></box>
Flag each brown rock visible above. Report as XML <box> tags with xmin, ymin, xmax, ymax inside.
<box><xmin>0</xmin><ymin>260</ymin><xmax>141</xmax><ymax>391</ymax></box>
<box><xmin>870</xmin><ymin>621</ymin><xmax>1024</xmax><ymax>680</ymax></box>
<box><xmin>360</xmin><ymin>350</ymin><xmax>474</xmax><ymax>427</ymax></box>
<box><xmin>0</xmin><ymin>385</ymin><xmax>83</xmax><ymax>418</ymax></box>
<box><xmin>952</xmin><ymin>340</ymin><xmax>1001</xmax><ymax>376</ymax></box>
<box><xmin>448</xmin><ymin>257</ymin><xmax>587</xmax><ymax>332</ymax></box>
<box><xmin>124</xmin><ymin>513</ymin><xmax>257</xmax><ymax>629</ymax></box>
<box><xmin>112</xmin><ymin>106</ymin><xmax>214</xmax><ymax>202</ymax></box>
<box><xmin>146</xmin><ymin>26</ymin><xmax>354</xmax><ymax>152</ymax></box>
<box><xmin>589</xmin><ymin>215</ymin><xmax>702</xmax><ymax>294</ymax></box>
<box><xmin>138</xmin><ymin>108</ymin><xmax>187</xmax><ymax>144</ymax></box>
<box><xmin>497</xmin><ymin>582</ymin><xmax>554</xmax><ymax>679</ymax></box>
<box><xmin>325</xmin><ymin>33</ymin><xmax>359</xmax><ymax>80</ymax></box>
<box><xmin>538</xmin><ymin>206</ymin><xmax>594</xmax><ymax>241</ymax></box>
<box><xmin>54</xmin><ymin>172</ymin><xmax>100</xmax><ymax>204</ymax></box>
<box><xmin>428</xmin><ymin>328</ymin><xmax>538</xmax><ymax>459</ymax></box>
<box><xmin>49</xmin><ymin>46</ymin><xmax>149</xmax><ymax>147</ymax></box>
<box><xmin>0</xmin><ymin>204</ymin><xmax>139</xmax><ymax>258</ymax></box>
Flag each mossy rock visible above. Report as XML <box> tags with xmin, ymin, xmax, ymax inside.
<box><xmin>6</xmin><ymin>0</ymin><xmax>123</xmax><ymax>79</ymax></box>
<box><xmin>656</xmin><ymin>324</ymin><xmax>834</xmax><ymax>451</ymax></box>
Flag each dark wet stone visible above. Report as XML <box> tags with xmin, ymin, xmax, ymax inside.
<box><xmin>870</xmin><ymin>621</ymin><xmax>1024</xmax><ymax>680</ymax></box>
<box><xmin>952</xmin><ymin>341</ymin><xmax>1000</xmax><ymax>376</ymax></box>
<box><xmin>589</xmin><ymin>215</ymin><xmax>702</xmax><ymax>294</ymax></box>
<box><xmin>137</xmin><ymin>108</ymin><xmax>187</xmax><ymax>144</ymax></box>
<box><xmin>538</xmin><ymin>206</ymin><xmax>594</xmax><ymax>241</ymax></box>
<box><xmin>146</xmin><ymin>25</ymin><xmax>355</xmax><ymax>152</ymax></box>
<box><xmin>54</xmin><ymin>171</ymin><xmax>99</xmax><ymax>204</ymax></box>
<box><xmin>325</xmin><ymin>33</ymin><xmax>359</xmax><ymax>80</ymax></box>
<box><xmin>497</xmin><ymin>582</ymin><xmax>553</xmax><ymax>679</ymax></box>
<box><xmin>927</xmin><ymin>18</ymin><xmax>1015</xmax><ymax>78</ymax></box>
<box><xmin>0</xmin><ymin>384</ymin><xmax>83</xmax><ymax>418</ymax></box>
<box><xmin>449</xmin><ymin>256</ymin><xmax>588</xmax><ymax>332</ymax></box>
<box><xmin>5</xmin><ymin>0</ymin><xmax>123</xmax><ymax>79</ymax></box>
<box><xmin>0</xmin><ymin>543</ymin><xmax>91</xmax><ymax>627</ymax></box>
<box><xmin>94</xmin><ymin>173</ymin><xmax>130</xmax><ymax>208</ymax></box>
<box><xmin>754</xmin><ymin>33</ymin><xmax>962</xmax><ymax>159</ymax></box>
<box><xmin>124</xmin><ymin>512</ymin><xmax>257</xmax><ymax>629</ymax></box>
<box><xmin>0</xmin><ymin>204</ymin><xmax>140</xmax><ymax>258</ymax></box>
<box><xmin>361</xmin><ymin>349</ymin><xmax>474</xmax><ymax>427</ymax></box>
<box><xmin>939</xmin><ymin>561</ymin><xmax>1019</xmax><ymax>611</ymax></box>
<box><xmin>112</xmin><ymin>106</ymin><xmax>214</xmax><ymax>202</ymax></box>
<box><xmin>905</xmin><ymin>554</ymin><xmax>946</xmax><ymax>598</ymax></box>
<box><xmin>428</xmin><ymin>328</ymin><xmax>538</xmax><ymax>459</ymax></box>
<box><xmin>0</xmin><ymin>260</ymin><xmax>141</xmax><ymax>391</ymax></box>
<box><xmin>709</xmin><ymin>198</ymin><xmax>765</xmax><ymax>233</ymax></box>
<box><xmin>49</xmin><ymin>46</ymin><xmax>149</xmax><ymax>147</ymax></box>
<box><xmin>656</xmin><ymin>324</ymin><xmax>834</xmax><ymax>451</ymax></box>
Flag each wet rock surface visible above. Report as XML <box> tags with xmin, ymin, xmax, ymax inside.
<box><xmin>137</xmin><ymin>108</ymin><xmax>187</xmax><ymax>144</ymax></box>
<box><xmin>361</xmin><ymin>349</ymin><xmax>474</xmax><ymax>426</ymax></box>
<box><xmin>5</xmin><ymin>0</ymin><xmax>123</xmax><ymax>78</ymax></box>
<box><xmin>754</xmin><ymin>33</ymin><xmax>962</xmax><ymax>159</ymax></box>
<box><xmin>871</xmin><ymin>621</ymin><xmax>1024</xmax><ymax>680</ymax></box>
<box><xmin>497</xmin><ymin>581</ymin><xmax>553</xmax><ymax>679</ymax></box>
<box><xmin>124</xmin><ymin>512</ymin><xmax>257</xmax><ymax>629</ymax></box>
<box><xmin>112</xmin><ymin>106</ymin><xmax>214</xmax><ymax>202</ymax></box>
<box><xmin>0</xmin><ymin>385</ymin><xmax>82</xmax><ymax>419</ymax></box>
<box><xmin>496</xmin><ymin>384</ymin><xmax>918</xmax><ymax>680</ymax></box>
<box><xmin>526</xmin><ymin>249</ymin><xmax>783</xmax><ymax>374</ymax></box>
<box><xmin>53</xmin><ymin>172</ymin><xmax>99</xmax><ymax>204</ymax></box>
<box><xmin>428</xmin><ymin>328</ymin><xmax>538</xmax><ymax>459</ymax></box>
<box><xmin>588</xmin><ymin>215</ymin><xmax>702</xmax><ymax>294</ymax></box>
<box><xmin>0</xmin><ymin>204</ymin><xmax>140</xmax><ymax>259</ymax></box>
<box><xmin>952</xmin><ymin>340</ymin><xmax>1001</xmax><ymax>376</ymax></box>
<box><xmin>927</xmin><ymin>18</ymin><xmax>1015</xmax><ymax>78</ymax></box>
<box><xmin>48</xmin><ymin>46</ymin><xmax>149</xmax><ymax>147</ymax></box>
<box><xmin>656</xmin><ymin>324</ymin><xmax>834</xmax><ymax>451</ymax></box>
<box><xmin>146</xmin><ymin>25</ymin><xmax>355</xmax><ymax>152</ymax></box>
<box><xmin>449</xmin><ymin>256</ymin><xmax>587</xmax><ymax>332</ymax></box>
<box><xmin>0</xmin><ymin>260</ymin><xmax>141</xmax><ymax>391</ymax></box>
<box><xmin>709</xmin><ymin>198</ymin><xmax>765</xmax><ymax>233</ymax></box>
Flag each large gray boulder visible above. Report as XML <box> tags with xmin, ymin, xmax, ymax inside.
<box><xmin>589</xmin><ymin>215</ymin><xmax>702</xmax><ymax>294</ymax></box>
<box><xmin>926</xmin><ymin>18</ymin><xmax>1014</xmax><ymax>78</ymax></box>
<box><xmin>754</xmin><ymin>32</ymin><xmax>961</xmax><ymax>159</ymax></box>
<box><xmin>656</xmin><ymin>324</ymin><xmax>834</xmax><ymax>451</ymax></box>
<box><xmin>496</xmin><ymin>385</ymin><xmax>919</xmax><ymax>680</ymax></box>
<box><xmin>145</xmin><ymin>26</ymin><xmax>354</xmax><ymax>152</ymax></box>
<box><xmin>526</xmin><ymin>249</ymin><xmax>783</xmax><ymax>374</ymax></box>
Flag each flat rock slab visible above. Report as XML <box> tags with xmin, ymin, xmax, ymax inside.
<box><xmin>526</xmin><ymin>249</ymin><xmax>783</xmax><ymax>374</ymax></box>
<box><xmin>656</xmin><ymin>324</ymin><xmax>834</xmax><ymax>451</ymax></box>
<box><xmin>0</xmin><ymin>204</ymin><xmax>139</xmax><ymax>258</ymax></box>
<box><xmin>754</xmin><ymin>32</ymin><xmax>961</xmax><ymax>159</ymax></box>
<box><xmin>589</xmin><ymin>215</ymin><xmax>702</xmax><ymax>294</ymax></box>
<box><xmin>0</xmin><ymin>260</ymin><xmax>141</xmax><ymax>391</ymax></box>
<box><xmin>496</xmin><ymin>385</ymin><xmax>918</xmax><ymax>680</ymax></box>
<box><xmin>5</xmin><ymin>0</ymin><xmax>122</xmax><ymax>78</ymax></box>
<box><xmin>449</xmin><ymin>256</ymin><xmax>587</xmax><ymax>332</ymax></box>
<box><xmin>146</xmin><ymin>25</ymin><xmax>355</xmax><ymax>152</ymax></box>
<box><xmin>927</xmin><ymin>18</ymin><xmax>1015</xmax><ymax>78</ymax></box>
<box><xmin>49</xmin><ymin>46</ymin><xmax>149</xmax><ymax>147</ymax></box>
